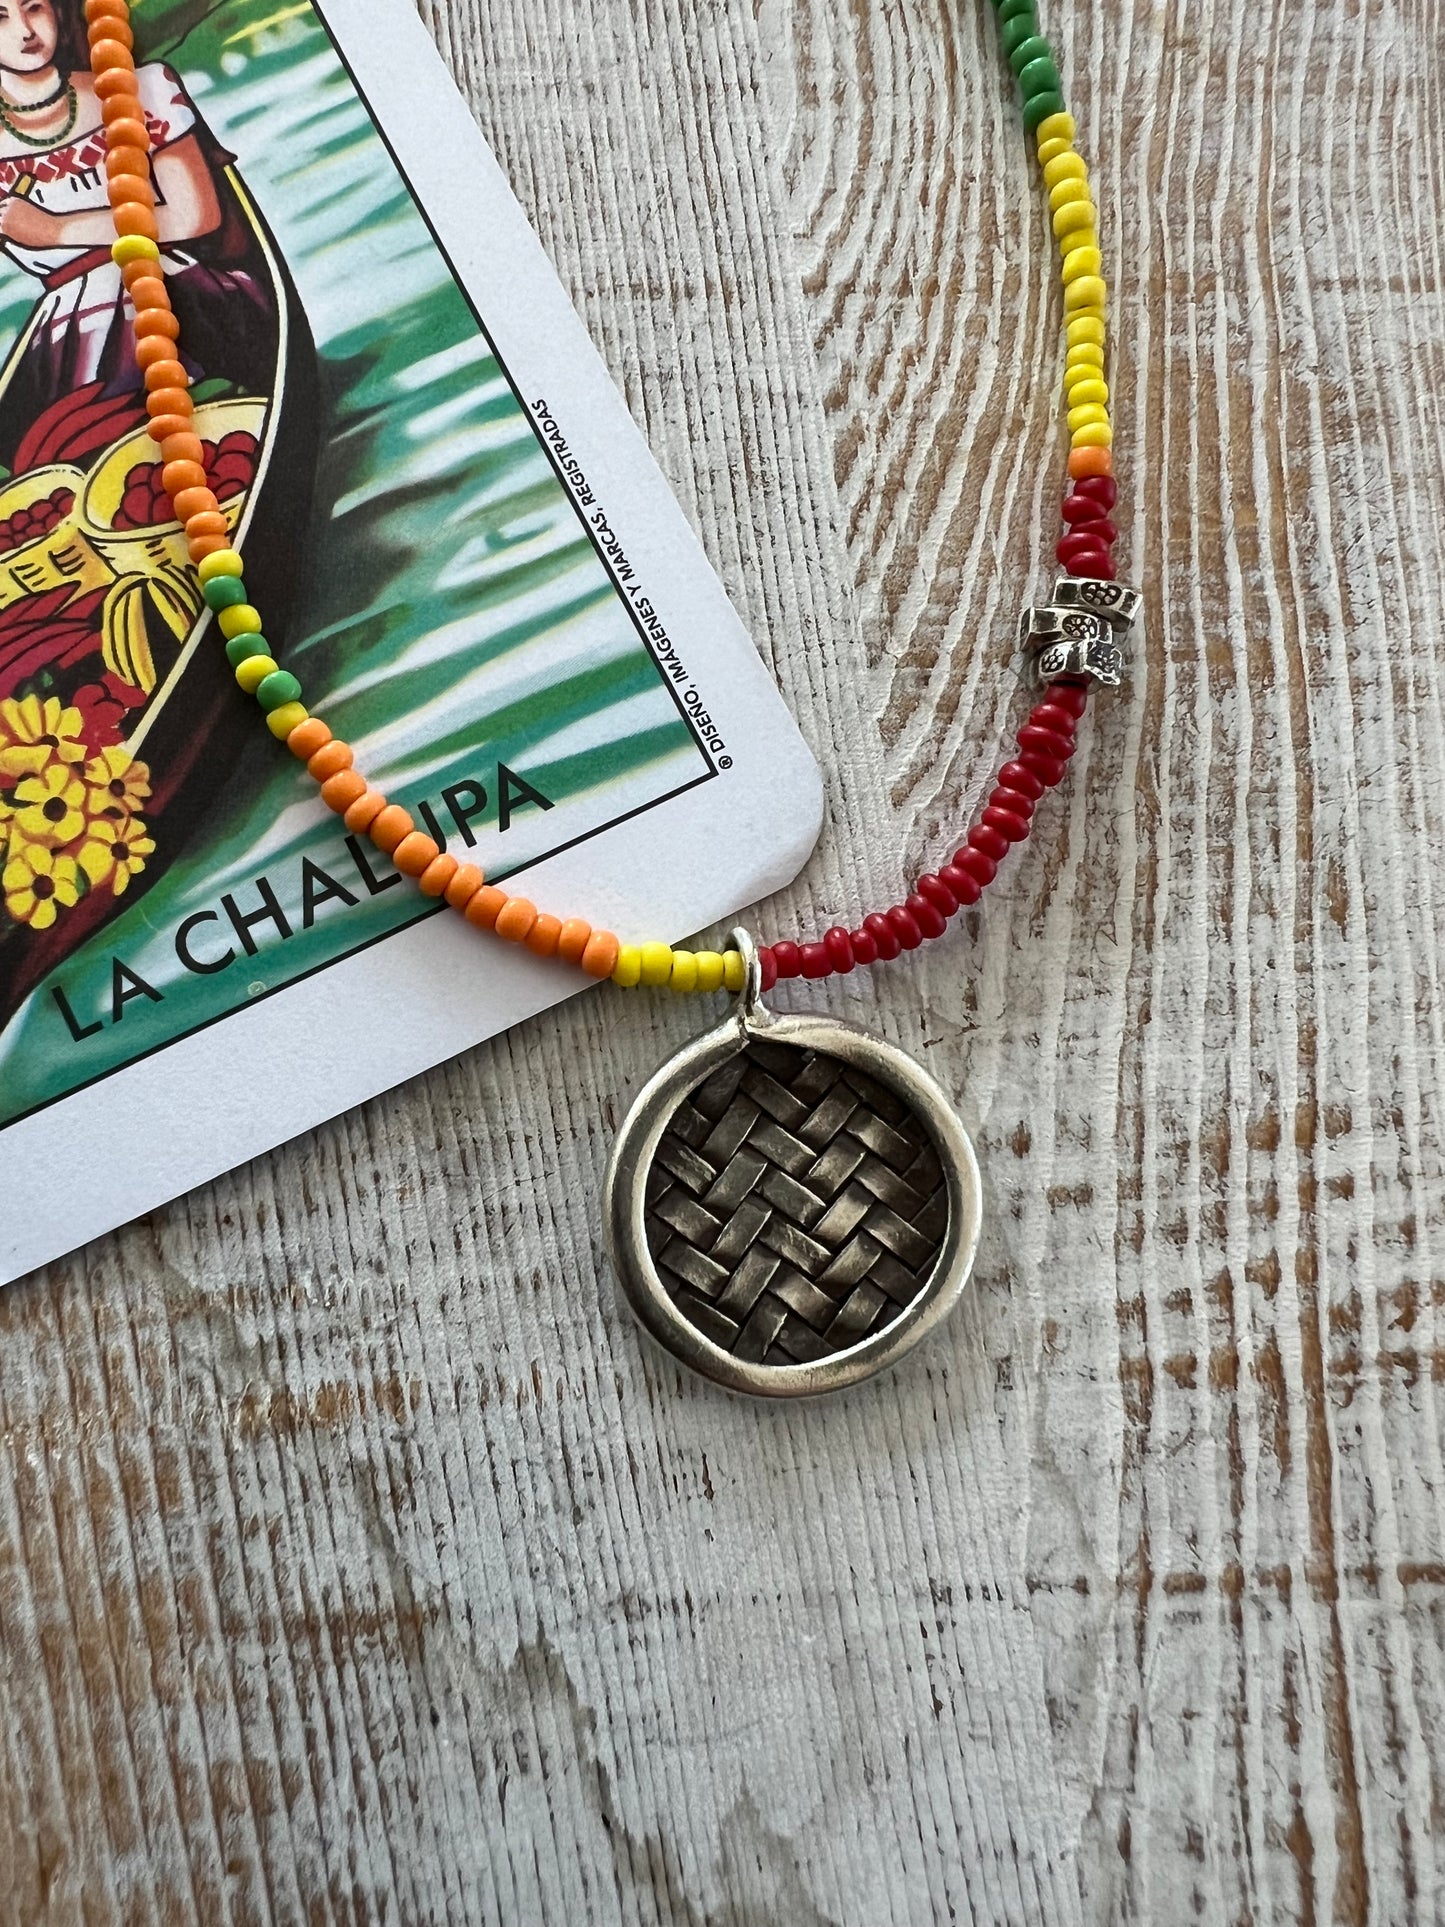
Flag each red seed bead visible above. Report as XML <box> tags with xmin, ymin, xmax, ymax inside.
<box><xmin>1058</xmin><ymin>530</ymin><xmax>1114</xmax><ymax>570</ymax></box>
<box><xmin>1048</xmin><ymin>681</ymin><xmax>1090</xmax><ymax>719</ymax></box>
<box><xmin>1032</xmin><ymin>702</ymin><xmax>1079</xmax><ymax>737</ymax></box>
<box><xmin>907</xmin><ymin>893</ymin><xmax>947</xmax><ymax>941</ymax></box>
<box><xmin>998</xmin><ymin>759</ymin><xmax>1045</xmax><ymax>801</ymax></box>
<box><xmin>988</xmin><ymin>784</ymin><xmax>1034</xmax><ymax>822</ymax></box>
<box><xmin>955</xmin><ymin>845</ymin><xmax>997</xmax><ymax>888</ymax></box>
<box><xmin>771</xmin><ymin>940</ymin><xmax>802</xmax><ymax>979</ymax></box>
<box><xmin>969</xmin><ymin>823</ymin><xmax>1010</xmax><ymax>864</ymax></box>
<box><xmin>939</xmin><ymin>862</ymin><xmax>981</xmax><ymax>906</ymax></box>
<box><xmin>759</xmin><ymin>947</ymin><xmax>779</xmax><ymax>992</ymax></box>
<box><xmin>1061</xmin><ymin>492</ymin><xmax>1101</xmax><ymax>525</ymax></box>
<box><xmin>916</xmin><ymin>873</ymin><xmax>958</xmax><ymax>917</ymax></box>
<box><xmin>800</xmin><ymin>942</ymin><xmax>831</xmax><ymax>980</ymax></box>
<box><xmin>1070</xmin><ymin>548</ymin><xmax>1117</xmax><ymax>580</ymax></box>
<box><xmin>887</xmin><ymin>905</ymin><xmax>923</xmax><ymax>950</ymax></box>
<box><xmin>863</xmin><ymin>912</ymin><xmax>901</xmax><ymax>961</ymax></box>
<box><xmin>1017</xmin><ymin>724</ymin><xmax>1074</xmax><ymax>763</ymax></box>
<box><xmin>1072</xmin><ymin>474</ymin><xmax>1118</xmax><ymax>509</ymax></box>
<box><xmin>851</xmin><ymin>927</ymin><xmax>879</xmax><ymax>966</ymax></box>
<box><xmin>824</xmin><ymin>927</ymin><xmax>855</xmax><ymax>974</ymax></box>
<box><xmin>1019</xmin><ymin>751</ymin><xmax>1067</xmax><ymax>787</ymax></box>
<box><xmin>983</xmin><ymin>805</ymin><xmax>1030</xmax><ymax>845</ymax></box>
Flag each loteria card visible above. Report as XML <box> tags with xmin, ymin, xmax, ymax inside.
<box><xmin>0</xmin><ymin>0</ymin><xmax>821</xmax><ymax>1285</ymax></box>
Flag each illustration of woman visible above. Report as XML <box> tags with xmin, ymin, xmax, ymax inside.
<box><xmin>0</xmin><ymin>0</ymin><xmax>318</xmax><ymax>1031</ymax></box>
<box><xmin>0</xmin><ymin>0</ymin><xmax>274</xmax><ymax>461</ymax></box>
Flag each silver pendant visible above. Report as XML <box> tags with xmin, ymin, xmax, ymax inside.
<box><xmin>604</xmin><ymin>931</ymin><xmax>982</xmax><ymax>1397</ymax></box>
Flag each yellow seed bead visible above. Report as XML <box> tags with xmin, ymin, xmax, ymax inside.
<box><xmin>1065</xmin><ymin>378</ymin><xmax>1109</xmax><ymax>408</ymax></box>
<box><xmin>612</xmin><ymin>945</ymin><xmax>642</xmax><ymax>988</ymax></box>
<box><xmin>1035</xmin><ymin>111</ymin><xmax>1076</xmax><ymax>148</ymax></box>
<box><xmin>1071</xmin><ymin>420</ymin><xmax>1115</xmax><ymax>448</ymax></box>
<box><xmin>694</xmin><ymin>951</ymin><xmax>726</xmax><ymax>994</ymax></box>
<box><xmin>219</xmin><ymin>603</ymin><xmax>263</xmax><ymax>639</ymax></box>
<box><xmin>639</xmin><ymin>941</ymin><xmax>673</xmax><ymax>987</ymax></box>
<box><xmin>1061</xmin><ymin>222</ymin><xmax>1099</xmax><ymax>254</ymax></box>
<box><xmin>722</xmin><ymin>949</ymin><xmax>745</xmax><ymax>993</ymax></box>
<box><xmin>197</xmin><ymin>547</ymin><xmax>244</xmax><ymax>583</ymax></box>
<box><xmin>111</xmin><ymin>233</ymin><xmax>160</xmax><ymax>267</ymax></box>
<box><xmin>1064</xmin><ymin>275</ymin><xmax>1108</xmax><ymax>312</ymax></box>
<box><xmin>265</xmin><ymin>702</ymin><xmax>308</xmax><ymax>740</ymax></box>
<box><xmin>1036</xmin><ymin>134</ymin><xmax>1073</xmax><ymax>166</ymax></box>
<box><xmin>1043</xmin><ymin>152</ymin><xmax>1087</xmax><ymax>190</ymax></box>
<box><xmin>1048</xmin><ymin>177</ymin><xmax>1091</xmax><ymax>214</ymax></box>
<box><xmin>669</xmin><ymin>950</ymin><xmax>699</xmax><ymax>993</ymax></box>
<box><xmin>1067</xmin><ymin>342</ymin><xmax>1106</xmax><ymax>371</ymax></box>
<box><xmin>1067</xmin><ymin>401</ymin><xmax>1111</xmax><ymax>432</ymax></box>
<box><xmin>234</xmin><ymin>655</ymin><xmax>278</xmax><ymax>694</ymax></box>
<box><xmin>1067</xmin><ymin>315</ymin><xmax>1107</xmax><ymax>349</ymax></box>
<box><xmin>1061</xmin><ymin>247</ymin><xmax>1103</xmax><ymax>285</ymax></box>
<box><xmin>1052</xmin><ymin>199</ymin><xmax>1096</xmax><ymax>240</ymax></box>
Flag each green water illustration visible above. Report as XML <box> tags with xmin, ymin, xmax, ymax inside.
<box><xmin>0</xmin><ymin>0</ymin><xmax>706</xmax><ymax>1128</ymax></box>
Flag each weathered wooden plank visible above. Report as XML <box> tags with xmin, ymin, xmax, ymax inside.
<box><xmin>2</xmin><ymin>1</ymin><xmax>1443</xmax><ymax>1922</ymax></box>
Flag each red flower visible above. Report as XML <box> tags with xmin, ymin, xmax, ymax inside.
<box><xmin>70</xmin><ymin>672</ymin><xmax>147</xmax><ymax>750</ymax></box>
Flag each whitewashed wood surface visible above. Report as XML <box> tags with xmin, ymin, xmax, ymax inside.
<box><xmin>3</xmin><ymin>0</ymin><xmax>1443</xmax><ymax>1920</ymax></box>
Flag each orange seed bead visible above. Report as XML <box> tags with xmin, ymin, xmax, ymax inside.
<box><xmin>526</xmin><ymin>913</ymin><xmax>562</xmax><ymax>958</ymax></box>
<box><xmin>105</xmin><ymin>144</ymin><xmax>149</xmax><ymax>179</ymax></box>
<box><xmin>145</xmin><ymin>361</ymin><xmax>189</xmax><ymax>395</ymax></box>
<box><xmin>444</xmin><ymin>863</ymin><xmax>485</xmax><ymax>910</ymax></box>
<box><xmin>135</xmin><ymin>308</ymin><xmax>180</xmax><ymax>340</ymax></box>
<box><xmin>464</xmin><ymin>886</ymin><xmax>507</xmax><ymax>931</ymax></box>
<box><xmin>125</xmin><ymin>269</ymin><xmax>168</xmax><ymax>305</ymax></box>
<box><xmin>149</xmin><ymin>418</ymin><xmax>191</xmax><ymax>447</ymax></box>
<box><xmin>134</xmin><ymin>336</ymin><xmax>174</xmax><ymax>372</ymax></box>
<box><xmin>161</xmin><ymin>458</ymin><xmax>207</xmax><ymax>495</ymax></box>
<box><xmin>368</xmin><ymin>804</ymin><xmax>413</xmax><ymax>854</ymax></box>
<box><xmin>582</xmin><ymin>930</ymin><xmax>621</xmax><ymax>979</ymax></box>
<box><xmin>418</xmin><ymin>853</ymin><xmax>460</xmax><ymax>898</ymax></box>
<box><xmin>158</xmin><ymin>431</ymin><xmax>204</xmax><ymax>466</ymax></box>
<box><xmin>557</xmin><ymin>917</ymin><xmax>592</xmax><ymax>966</ymax></box>
<box><xmin>88</xmin><ymin>13</ymin><xmax>132</xmax><ymax>44</ymax></box>
<box><xmin>100</xmin><ymin>103</ymin><xmax>146</xmax><ymax>136</ymax></box>
<box><xmin>321</xmin><ymin>770</ymin><xmax>367</xmax><ymax>813</ymax></box>
<box><xmin>1067</xmin><ymin>445</ymin><xmax>1114</xmax><ymax>480</ymax></box>
<box><xmin>107</xmin><ymin>173</ymin><xmax>153</xmax><ymax>208</ymax></box>
<box><xmin>90</xmin><ymin>36</ymin><xmax>134</xmax><ymax>68</ymax></box>
<box><xmin>86</xmin><ymin>0</ymin><xmax>132</xmax><ymax>23</ymax></box>
<box><xmin>343</xmin><ymin>790</ymin><xmax>387</xmax><ymax>833</ymax></box>
<box><xmin>307</xmin><ymin>740</ymin><xmax>353</xmax><ymax>781</ymax></box>
<box><xmin>392</xmin><ymin>832</ymin><xmax>439</xmax><ymax>877</ymax></box>
<box><xmin>113</xmin><ymin>204</ymin><xmax>160</xmax><ymax>241</ymax></box>
<box><xmin>172</xmin><ymin>487</ymin><xmax>217</xmax><ymax>523</ymax></box>
<box><xmin>493</xmin><ymin>897</ymin><xmax>538</xmax><ymax>944</ymax></box>
<box><xmin>287</xmin><ymin>717</ymin><xmax>332</xmax><ymax>761</ymax></box>
<box><xmin>187</xmin><ymin>534</ymin><xmax>229</xmax><ymax>561</ymax></box>
<box><xmin>185</xmin><ymin>509</ymin><xmax>228</xmax><ymax>539</ymax></box>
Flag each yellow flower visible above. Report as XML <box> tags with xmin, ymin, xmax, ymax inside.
<box><xmin>0</xmin><ymin>695</ymin><xmax>87</xmax><ymax>782</ymax></box>
<box><xmin>83</xmin><ymin>746</ymin><xmax>152</xmax><ymax>821</ymax></box>
<box><xmin>12</xmin><ymin>761</ymin><xmax>87</xmax><ymax>847</ymax></box>
<box><xmin>77</xmin><ymin>812</ymin><xmax>155</xmax><ymax>897</ymax></box>
<box><xmin>2</xmin><ymin>840</ymin><xmax>81</xmax><ymax>930</ymax></box>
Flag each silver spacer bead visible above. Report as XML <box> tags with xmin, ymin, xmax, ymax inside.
<box><xmin>1051</xmin><ymin>575</ymin><xmax>1142</xmax><ymax>632</ymax></box>
<box><xmin>1018</xmin><ymin>603</ymin><xmax>1125</xmax><ymax>689</ymax></box>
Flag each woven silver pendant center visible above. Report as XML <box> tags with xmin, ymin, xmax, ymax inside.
<box><xmin>605</xmin><ymin>932</ymin><xmax>981</xmax><ymax>1397</ymax></box>
<box><xmin>644</xmin><ymin>1038</ymin><xmax>948</xmax><ymax>1368</ymax></box>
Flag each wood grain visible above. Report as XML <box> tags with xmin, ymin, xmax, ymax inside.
<box><xmin>3</xmin><ymin>0</ymin><xmax>1444</xmax><ymax>1921</ymax></box>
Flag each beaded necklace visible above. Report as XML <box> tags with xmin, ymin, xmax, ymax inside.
<box><xmin>87</xmin><ymin>0</ymin><xmax>1138</xmax><ymax>1396</ymax></box>
<box><xmin>0</xmin><ymin>79</ymin><xmax>77</xmax><ymax>146</ymax></box>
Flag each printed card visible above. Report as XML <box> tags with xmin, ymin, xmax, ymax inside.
<box><xmin>0</xmin><ymin>0</ymin><xmax>821</xmax><ymax>1284</ymax></box>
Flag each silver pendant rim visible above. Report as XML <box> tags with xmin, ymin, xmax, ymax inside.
<box><xmin>603</xmin><ymin>931</ymin><xmax>983</xmax><ymax>1398</ymax></box>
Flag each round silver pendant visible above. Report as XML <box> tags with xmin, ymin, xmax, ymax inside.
<box><xmin>603</xmin><ymin>932</ymin><xmax>982</xmax><ymax>1397</ymax></box>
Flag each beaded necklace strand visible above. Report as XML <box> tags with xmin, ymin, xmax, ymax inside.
<box><xmin>84</xmin><ymin>0</ymin><xmax>1125</xmax><ymax>1002</ymax></box>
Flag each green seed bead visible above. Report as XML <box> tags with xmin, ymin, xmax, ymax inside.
<box><xmin>203</xmin><ymin>574</ymin><xmax>248</xmax><ymax>611</ymax></box>
<box><xmin>997</xmin><ymin>0</ymin><xmax>1035</xmax><ymax>24</ymax></box>
<box><xmin>1017</xmin><ymin>54</ymin><xmax>1061</xmax><ymax>98</ymax></box>
<box><xmin>1022</xmin><ymin>88</ymin><xmax>1067</xmax><ymax>129</ymax></box>
<box><xmin>1008</xmin><ymin>33</ymin><xmax>1052</xmax><ymax>72</ymax></box>
<box><xmin>255</xmin><ymin>669</ymin><xmax>302</xmax><ymax>712</ymax></box>
<box><xmin>225</xmin><ymin>632</ymin><xmax>270</xmax><ymax>668</ymax></box>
